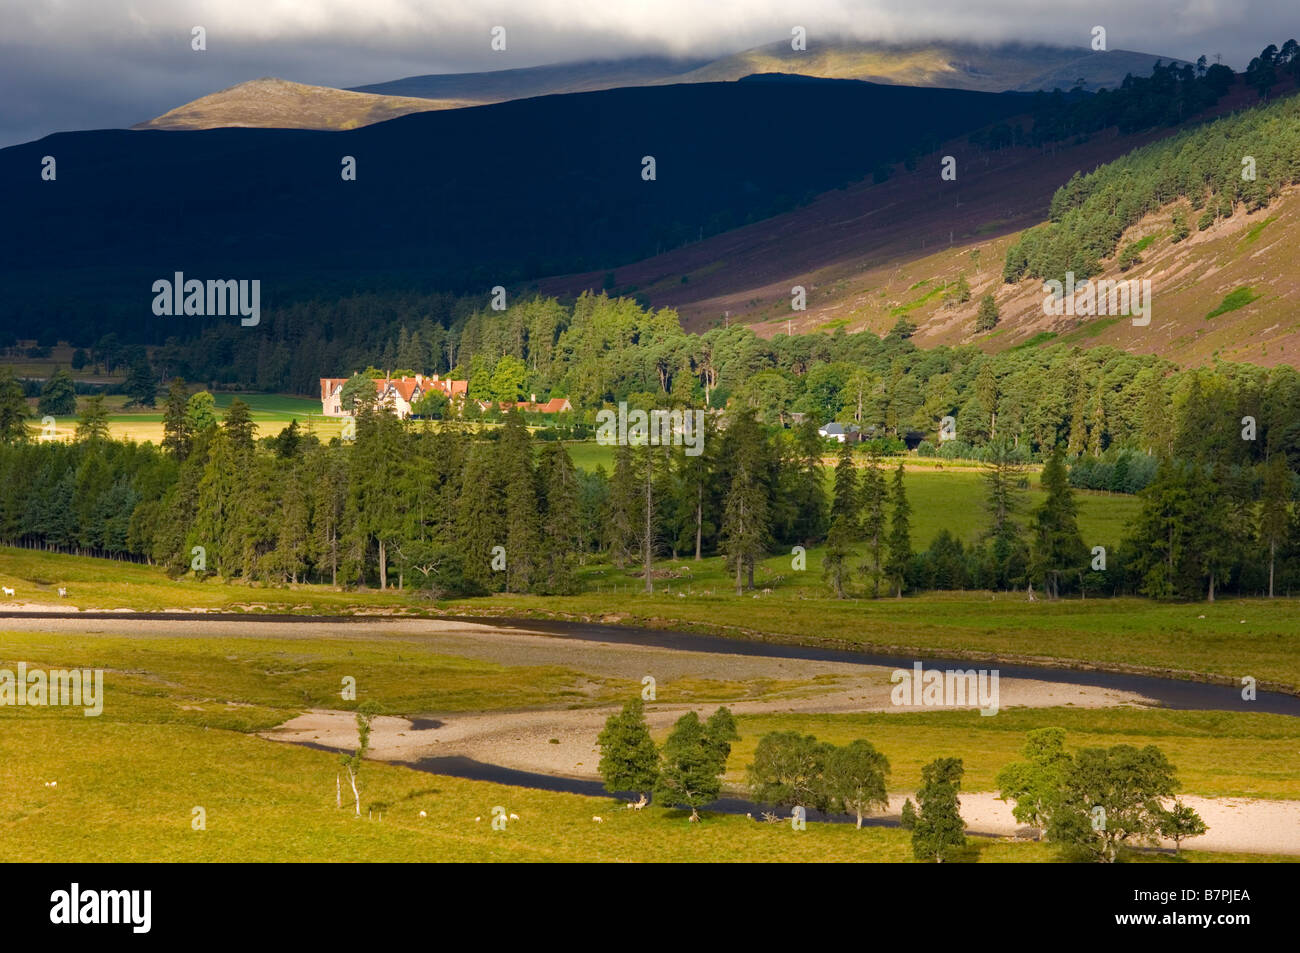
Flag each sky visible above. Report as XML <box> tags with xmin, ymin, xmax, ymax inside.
<box><xmin>1</xmin><ymin>0</ymin><xmax>1293</xmax><ymax>148</ymax></box>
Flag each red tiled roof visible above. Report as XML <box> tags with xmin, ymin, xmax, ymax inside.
<box><xmin>320</xmin><ymin>376</ymin><xmax>468</xmax><ymax>405</ymax></box>
<box><xmin>490</xmin><ymin>397</ymin><xmax>572</xmax><ymax>413</ymax></box>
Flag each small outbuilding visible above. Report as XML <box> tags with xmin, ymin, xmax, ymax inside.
<box><xmin>818</xmin><ymin>422</ymin><xmax>862</xmax><ymax>443</ymax></box>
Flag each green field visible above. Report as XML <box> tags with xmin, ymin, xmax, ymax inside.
<box><xmin>32</xmin><ymin>392</ymin><xmax>346</xmax><ymax>443</ymax></box>
<box><xmin>562</xmin><ymin>444</ymin><xmax>1138</xmax><ymax>549</ymax></box>
<box><xmin>13</xmin><ymin>714</ymin><xmax>1273</xmax><ymax>863</ymax></box>
<box><xmin>2</xmin><ymin>537</ymin><xmax>1296</xmax><ymax>691</ymax></box>
<box><xmin>731</xmin><ymin>708</ymin><xmax>1300</xmax><ymax>800</ymax></box>
<box><xmin>3</xmin><ymin>625</ymin><xmax>1293</xmax><ymax>862</ymax></box>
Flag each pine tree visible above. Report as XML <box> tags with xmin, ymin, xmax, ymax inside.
<box><xmin>672</xmin><ymin>419</ymin><xmax>715</xmax><ymax>560</ymax></box>
<box><xmin>1125</xmin><ymin>455</ymin><xmax>1192</xmax><ymax>599</ymax></box>
<box><xmin>456</xmin><ymin>442</ymin><xmax>507</xmax><ymax>592</ymax></box>
<box><xmin>822</xmin><ymin>517</ymin><xmax>853</xmax><ymax>598</ymax></box>
<box><xmin>537</xmin><ymin>442</ymin><xmax>581</xmax><ymax>593</ymax></box>
<box><xmin>307</xmin><ymin>444</ymin><xmax>347</xmax><ymax>586</ymax></box>
<box><xmin>1087</xmin><ymin>393</ymin><xmax>1106</xmax><ymax>456</ymax></box>
<box><xmin>975</xmin><ymin>294</ymin><xmax>1000</xmax><ymax>332</ymax></box>
<box><xmin>605</xmin><ymin>443</ymin><xmax>639</xmax><ymax>569</ymax></box>
<box><xmin>597</xmin><ymin>697</ymin><xmax>660</xmax><ymax>801</ymax></box>
<box><xmin>912</xmin><ymin>757</ymin><xmax>966</xmax><ymax>862</ymax></box>
<box><xmin>162</xmin><ymin>378</ymin><xmax>193</xmax><ymax>460</ymax></box>
<box><xmin>788</xmin><ymin>418</ymin><xmax>828</xmax><ymax>542</ymax></box>
<box><xmin>858</xmin><ymin>450</ymin><xmax>888</xmax><ymax>597</ymax></box>
<box><xmin>1030</xmin><ymin>447</ymin><xmax>1088</xmax><ymax>598</ymax></box>
<box><xmin>123</xmin><ymin>356</ymin><xmax>157</xmax><ymax>408</ymax></box>
<box><xmin>720</xmin><ymin>410</ymin><xmax>771</xmax><ymax>595</ymax></box>
<box><xmin>1258</xmin><ymin>455</ymin><xmax>1291</xmax><ymax>598</ymax></box>
<box><xmin>38</xmin><ymin>369</ymin><xmax>77</xmax><ymax>417</ymax></box>
<box><xmin>1067</xmin><ymin>388</ymin><xmax>1087</xmax><ymax>457</ymax></box>
<box><xmin>1171</xmin><ymin>207</ymin><xmax>1190</xmax><ymax>242</ymax></box>
<box><xmin>635</xmin><ymin>444</ymin><xmax>659</xmax><ymax>593</ymax></box>
<box><xmin>74</xmin><ymin>394</ymin><xmax>110</xmax><ymax>442</ymax></box>
<box><xmin>194</xmin><ymin>428</ymin><xmax>238</xmax><ymax>577</ymax></box>
<box><xmin>500</xmin><ymin>413</ymin><xmax>542</xmax><ymax>593</ymax></box>
<box><xmin>830</xmin><ymin>440</ymin><xmax>859</xmax><ymax>533</ymax></box>
<box><xmin>222</xmin><ymin>398</ymin><xmax>257</xmax><ymax>458</ymax></box>
<box><xmin>0</xmin><ymin>370</ymin><xmax>30</xmax><ymax>444</ymax></box>
<box><xmin>1139</xmin><ymin>374</ymin><xmax>1170</xmax><ymax>456</ymax></box>
<box><xmin>974</xmin><ymin>363</ymin><xmax>998</xmax><ymax>439</ymax></box>
<box><xmin>884</xmin><ymin>463</ymin><xmax>912</xmax><ymax>597</ymax></box>
<box><xmin>982</xmin><ymin>437</ymin><xmax>1028</xmax><ymax>588</ymax></box>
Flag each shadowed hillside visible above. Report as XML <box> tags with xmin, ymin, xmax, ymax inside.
<box><xmin>535</xmin><ymin>73</ymin><xmax>1299</xmax><ymax>369</ymax></box>
<box><xmin>141</xmin><ymin>41</ymin><xmax>1183</xmax><ymax>133</ymax></box>
<box><xmin>0</xmin><ymin>76</ymin><xmax>1032</xmax><ymax>342</ymax></box>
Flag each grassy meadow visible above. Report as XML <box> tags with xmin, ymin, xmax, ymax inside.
<box><xmin>2</xmin><ymin>537</ymin><xmax>1298</xmax><ymax>691</ymax></box>
<box><xmin>14</xmin><ymin>713</ymin><xmax>1278</xmax><ymax>863</ymax></box>
<box><xmin>2</xmin><ymin>625</ymin><xmax>1294</xmax><ymax>862</ymax></box>
<box><xmin>0</xmin><ymin>450</ymin><xmax>1292</xmax><ymax>862</ymax></box>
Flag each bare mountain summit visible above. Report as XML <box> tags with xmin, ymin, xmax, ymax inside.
<box><xmin>133</xmin><ymin>77</ymin><xmax>466</xmax><ymax>131</ymax></box>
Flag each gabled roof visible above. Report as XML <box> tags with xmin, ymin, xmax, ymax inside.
<box><xmin>486</xmin><ymin>397</ymin><xmax>572</xmax><ymax>413</ymax></box>
<box><xmin>818</xmin><ymin>421</ymin><xmax>860</xmax><ymax>435</ymax></box>
<box><xmin>320</xmin><ymin>375</ymin><xmax>468</xmax><ymax>405</ymax></box>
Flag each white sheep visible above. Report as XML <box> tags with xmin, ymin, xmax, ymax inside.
<box><xmin>509</xmin><ymin>813</ymin><xmax>519</xmax><ymax>821</ymax></box>
<box><xmin>418</xmin><ymin>810</ymin><xmax>427</xmax><ymax>818</ymax></box>
<box><xmin>592</xmin><ymin>815</ymin><xmax>603</xmax><ymax>823</ymax></box>
<box><xmin>58</xmin><ymin>587</ymin><xmax>67</xmax><ymax>597</ymax></box>
<box><xmin>475</xmin><ymin>816</ymin><xmax>482</xmax><ymax>823</ymax></box>
<box><xmin>2</xmin><ymin>587</ymin><xmax>13</xmax><ymax>597</ymax></box>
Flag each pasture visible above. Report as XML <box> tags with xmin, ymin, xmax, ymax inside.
<box><xmin>1</xmin><ymin>623</ymin><xmax>1293</xmax><ymax>862</ymax></box>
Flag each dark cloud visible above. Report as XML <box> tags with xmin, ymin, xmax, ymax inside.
<box><xmin>0</xmin><ymin>0</ymin><xmax>1293</xmax><ymax>147</ymax></box>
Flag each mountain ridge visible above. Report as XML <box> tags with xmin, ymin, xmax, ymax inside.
<box><xmin>136</xmin><ymin>39</ymin><xmax>1188</xmax><ymax>132</ymax></box>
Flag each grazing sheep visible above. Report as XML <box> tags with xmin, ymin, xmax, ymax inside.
<box><xmin>475</xmin><ymin>816</ymin><xmax>482</xmax><ymax>823</ymax></box>
<box><xmin>58</xmin><ymin>587</ymin><xmax>67</xmax><ymax>597</ymax></box>
<box><xmin>418</xmin><ymin>810</ymin><xmax>427</xmax><ymax>818</ymax></box>
<box><xmin>632</xmin><ymin>794</ymin><xmax>647</xmax><ymax>811</ymax></box>
<box><xmin>2</xmin><ymin>587</ymin><xmax>13</xmax><ymax>597</ymax></box>
<box><xmin>592</xmin><ymin>816</ymin><xmax>603</xmax><ymax>823</ymax></box>
<box><xmin>509</xmin><ymin>813</ymin><xmax>519</xmax><ymax>821</ymax></box>
<box><xmin>688</xmin><ymin>814</ymin><xmax>699</xmax><ymax>823</ymax></box>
